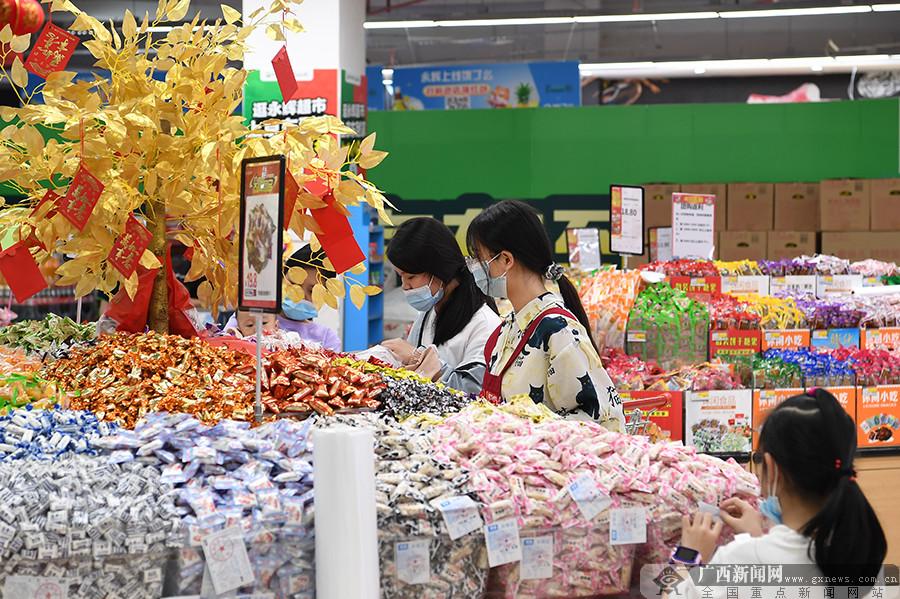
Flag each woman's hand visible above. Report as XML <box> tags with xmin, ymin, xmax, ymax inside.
<box><xmin>719</xmin><ymin>497</ymin><xmax>765</xmax><ymax>537</ymax></box>
<box><xmin>382</xmin><ymin>338</ymin><xmax>416</xmax><ymax>365</ymax></box>
<box><xmin>680</xmin><ymin>512</ymin><xmax>723</xmax><ymax>565</ymax></box>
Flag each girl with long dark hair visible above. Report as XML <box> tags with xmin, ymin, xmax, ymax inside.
<box><xmin>383</xmin><ymin>217</ymin><xmax>501</xmax><ymax>395</ymax></box>
<box><xmin>466</xmin><ymin>199</ymin><xmax>625</xmax><ymax>429</ymax></box>
<box><xmin>675</xmin><ymin>389</ymin><xmax>886</xmax><ymax>586</ymax></box>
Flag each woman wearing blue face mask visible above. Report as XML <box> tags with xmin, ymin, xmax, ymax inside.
<box><xmin>223</xmin><ymin>245</ymin><xmax>341</xmax><ymax>351</ymax></box>
<box><xmin>466</xmin><ymin>200</ymin><xmax>625</xmax><ymax>430</ymax></box>
<box><xmin>674</xmin><ymin>389</ymin><xmax>885</xmax><ymax>592</ymax></box>
<box><xmin>382</xmin><ymin>217</ymin><xmax>501</xmax><ymax>394</ymax></box>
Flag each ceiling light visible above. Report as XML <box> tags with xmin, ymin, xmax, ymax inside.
<box><xmin>811</xmin><ymin>65</ymin><xmax>824</xmax><ymax>71</ymax></box>
<box><xmin>872</xmin><ymin>3</ymin><xmax>900</xmax><ymax>11</ymax></box>
<box><xmin>363</xmin><ymin>20</ymin><xmax>435</xmax><ymax>29</ymax></box>
<box><xmin>579</xmin><ymin>61</ymin><xmax>655</xmax><ymax>70</ymax></box>
<box><xmin>383</xmin><ymin>68</ymin><xmax>394</xmax><ymax>78</ymax></box>
<box><xmin>694</xmin><ymin>67</ymin><xmax>706</xmax><ymax>74</ymax></box>
<box><xmin>719</xmin><ymin>6</ymin><xmax>871</xmax><ymax>18</ymax></box>
<box><xmin>573</xmin><ymin>12</ymin><xmax>718</xmax><ymax>23</ymax></box>
<box><xmin>436</xmin><ymin>17</ymin><xmax>574</xmax><ymax>27</ymax></box>
<box><xmin>383</xmin><ymin>79</ymin><xmax>393</xmax><ymax>85</ymax></box>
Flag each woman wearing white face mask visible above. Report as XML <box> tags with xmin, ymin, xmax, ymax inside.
<box><xmin>466</xmin><ymin>200</ymin><xmax>625</xmax><ymax>430</ymax></box>
<box><xmin>382</xmin><ymin>218</ymin><xmax>501</xmax><ymax>394</ymax></box>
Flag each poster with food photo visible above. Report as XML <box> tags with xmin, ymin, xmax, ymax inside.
<box><xmin>685</xmin><ymin>390</ymin><xmax>753</xmax><ymax>456</ymax></box>
<box><xmin>857</xmin><ymin>386</ymin><xmax>900</xmax><ymax>449</ymax></box>
<box><xmin>239</xmin><ymin>155</ymin><xmax>285</xmax><ymax>312</ymax></box>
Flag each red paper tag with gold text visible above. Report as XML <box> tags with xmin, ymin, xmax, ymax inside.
<box><xmin>58</xmin><ymin>164</ymin><xmax>104</xmax><ymax>231</ymax></box>
<box><xmin>0</xmin><ymin>241</ymin><xmax>47</xmax><ymax>302</ymax></box>
<box><xmin>271</xmin><ymin>45</ymin><xmax>299</xmax><ymax>102</ymax></box>
<box><xmin>107</xmin><ymin>214</ymin><xmax>152</xmax><ymax>278</ymax></box>
<box><xmin>24</xmin><ymin>23</ymin><xmax>79</xmax><ymax>78</ymax></box>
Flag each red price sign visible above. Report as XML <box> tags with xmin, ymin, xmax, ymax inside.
<box><xmin>669</xmin><ymin>276</ymin><xmax>721</xmax><ymax>303</ymax></box>
<box><xmin>863</xmin><ymin>328</ymin><xmax>900</xmax><ymax>350</ymax></box>
<box><xmin>762</xmin><ymin>329</ymin><xmax>811</xmax><ymax>351</ymax></box>
<box><xmin>709</xmin><ymin>329</ymin><xmax>762</xmax><ymax>358</ymax></box>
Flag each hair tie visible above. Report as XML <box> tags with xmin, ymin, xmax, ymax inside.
<box><xmin>835</xmin><ymin>459</ymin><xmax>841</xmax><ymax>469</ymax></box>
<box><xmin>850</xmin><ymin>470</ymin><xmax>858</xmax><ymax>483</ymax></box>
<box><xmin>544</xmin><ymin>263</ymin><xmax>564</xmax><ymax>281</ymax></box>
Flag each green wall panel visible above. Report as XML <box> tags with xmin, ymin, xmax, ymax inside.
<box><xmin>367</xmin><ymin>99</ymin><xmax>899</xmax><ymax>200</ymax></box>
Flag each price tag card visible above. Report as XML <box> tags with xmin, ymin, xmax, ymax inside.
<box><xmin>770</xmin><ymin>275</ymin><xmax>817</xmax><ymax>296</ymax></box>
<box><xmin>4</xmin><ymin>576</ymin><xmax>69</xmax><ymax>599</ymax></box>
<box><xmin>721</xmin><ymin>275</ymin><xmax>770</xmax><ymax>296</ymax></box>
<box><xmin>395</xmin><ymin>539</ymin><xmax>431</xmax><ymax>585</ymax></box>
<box><xmin>610</xmin><ymin>508</ymin><xmax>648</xmax><ymax>545</ymax></box>
<box><xmin>610</xmin><ymin>185</ymin><xmax>644</xmax><ymax>256</ymax></box>
<box><xmin>484</xmin><ymin>518</ymin><xmax>522</xmax><ymax>567</ymax></box>
<box><xmin>201</xmin><ymin>525</ymin><xmax>255</xmax><ymax>594</ymax></box>
<box><xmin>567</xmin><ymin>472</ymin><xmax>613</xmax><ymax>522</ymax></box>
<box><xmin>649</xmin><ymin>227</ymin><xmax>673</xmax><ymax>263</ymax></box>
<box><xmin>816</xmin><ymin>274</ymin><xmax>863</xmax><ymax>297</ymax></box>
<box><xmin>520</xmin><ymin>536</ymin><xmax>554</xmax><ymax>580</ymax></box>
<box><xmin>566</xmin><ymin>228</ymin><xmax>602</xmax><ymax>272</ymax></box>
<box><xmin>431</xmin><ymin>495</ymin><xmax>483</xmax><ymax>540</ymax></box>
<box><xmin>671</xmin><ymin>193</ymin><xmax>715</xmax><ymax>260</ymax></box>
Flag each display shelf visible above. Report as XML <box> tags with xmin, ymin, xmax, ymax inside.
<box><xmin>343</xmin><ymin>207</ymin><xmax>384</xmax><ymax>350</ymax></box>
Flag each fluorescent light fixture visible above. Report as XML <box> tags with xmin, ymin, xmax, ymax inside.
<box><xmin>694</xmin><ymin>67</ymin><xmax>706</xmax><ymax>74</ymax></box>
<box><xmin>383</xmin><ymin>79</ymin><xmax>393</xmax><ymax>85</ymax></box>
<box><xmin>811</xmin><ymin>65</ymin><xmax>824</xmax><ymax>71</ymax></box>
<box><xmin>719</xmin><ymin>6</ymin><xmax>871</xmax><ymax>18</ymax></box>
<box><xmin>366</xmin><ymin>4</ymin><xmax>889</xmax><ymax>30</ymax></box>
<box><xmin>834</xmin><ymin>53</ymin><xmax>891</xmax><ymax>62</ymax></box>
<box><xmin>573</xmin><ymin>12</ymin><xmax>718</xmax><ymax>23</ymax></box>
<box><xmin>383</xmin><ymin>68</ymin><xmax>394</xmax><ymax>78</ymax></box>
<box><xmin>576</xmin><ymin>55</ymin><xmax>900</xmax><ymax>78</ymax></box>
<box><xmin>363</xmin><ymin>20</ymin><xmax>435</xmax><ymax>29</ymax></box>
<box><xmin>578</xmin><ymin>61</ymin><xmax>655</xmax><ymax>70</ymax></box>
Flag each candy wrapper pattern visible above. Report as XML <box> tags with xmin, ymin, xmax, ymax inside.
<box><xmin>42</xmin><ymin>332</ymin><xmax>257</xmax><ymax>427</ymax></box>
<box><xmin>641</xmin><ymin>260</ymin><xmax>719</xmax><ymax>278</ymax></box>
<box><xmin>627</xmin><ymin>283</ymin><xmax>709</xmax><ymax>370</ymax></box>
<box><xmin>0</xmin><ymin>314</ymin><xmax>96</xmax><ymax>358</ymax></box>
<box><xmin>0</xmin><ymin>408</ymin><xmax>113</xmax><ymax>461</ymax></box>
<box><xmin>429</xmin><ymin>398</ymin><xmax>759</xmax><ymax>598</ymax></box>
<box><xmin>602</xmin><ymin>349</ymin><xmax>743</xmax><ymax>392</ymax></box>
<box><xmin>94</xmin><ymin>412</ymin><xmax>316</xmax><ymax>598</ymax></box>
<box><xmin>577</xmin><ymin>269</ymin><xmax>642</xmax><ymax>351</ymax></box>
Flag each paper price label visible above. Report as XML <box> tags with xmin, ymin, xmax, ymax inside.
<box><xmin>520</xmin><ymin>536</ymin><xmax>554</xmax><ymax>580</ymax></box>
<box><xmin>201</xmin><ymin>525</ymin><xmax>255</xmax><ymax>594</ymax></box>
<box><xmin>567</xmin><ymin>473</ymin><xmax>613</xmax><ymax>522</ymax></box>
<box><xmin>4</xmin><ymin>576</ymin><xmax>69</xmax><ymax>599</ymax></box>
<box><xmin>432</xmin><ymin>495</ymin><xmax>483</xmax><ymax>540</ymax></box>
<box><xmin>484</xmin><ymin>518</ymin><xmax>522</xmax><ymax>567</ymax></box>
<box><xmin>396</xmin><ymin>540</ymin><xmax>431</xmax><ymax>585</ymax></box>
<box><xmin>610</xmin><ymin>508</ymin><xmax>648</xmax><ymax>545</ymax></box>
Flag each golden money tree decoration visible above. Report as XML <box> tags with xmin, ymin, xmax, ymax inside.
<box><xmin>0</xmin><ymin>0</ymin><xmax>390</xmax><ymax>332</ymax></box>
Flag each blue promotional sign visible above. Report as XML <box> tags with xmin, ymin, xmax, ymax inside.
<box><xmin>389</xmin><ymin>61</ymin><xmax>580</xmax><ymax>110</ymax></box>
<box><xmin>366</xmin><ymin>65</ymin><xmax>386</xmax><ymax>111</ymax></box>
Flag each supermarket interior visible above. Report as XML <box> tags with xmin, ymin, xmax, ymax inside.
<box><xmin>0</xmin><ymin>0</ymin><xmax>898</xmax><ymax>597</ymax></box>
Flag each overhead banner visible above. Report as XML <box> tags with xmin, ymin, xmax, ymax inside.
<box><xmin>388</xmin><ymin>61</ymin><xmax>580</xmax><ymax>110</ymax></box>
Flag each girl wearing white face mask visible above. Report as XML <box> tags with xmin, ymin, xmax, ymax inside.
<box><xmin>674</xmin><ymin>390</ymin><xmax>885</xmax><ymax>597</ymax></box>
<box><xmin>382</xmin><ymin>218</ymin><xmax>501</xmax><ymax>394</ymax></box>
<box><xmin>466</xmin><ymin>200</ymin><xmax>625</xmax><ymax>430</ymax></box>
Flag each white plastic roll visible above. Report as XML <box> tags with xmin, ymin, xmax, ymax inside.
<box><xmin>313</xmin><ymin>426</ymin><xmax>379</xmax><ymax>599</ymax></box>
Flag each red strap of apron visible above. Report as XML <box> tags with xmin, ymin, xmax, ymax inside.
<box><xmin>483</xmin><ymin>306</ymin><xmax>576</xmax><ymax>380</ymax></box>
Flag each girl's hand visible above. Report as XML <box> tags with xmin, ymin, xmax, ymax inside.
<box><xmin>719</xmin><ymin>497</ymin><xmax>765</xmax><ymax>537</ymax></box>
<box><xmin>680</xmin><ymin>512</ymin><xmax>723</xmax><ymax>565</ymax></box>
<box><xmin>382</xmin><ymin>338</ymin><xmax>416</xmax><ymax>365</ymax></box>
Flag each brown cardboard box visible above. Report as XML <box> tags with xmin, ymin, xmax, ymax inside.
<box><xmin>727</xmin><ymin>183</ymin><xmax>774</xmax><ymax>231</ymax></box>
<box><xmin>719</xmin><ymin>231</ymin><xmax>767</xmax><ymax>262</ymax></box>
<box><xmin>821</xmin><ymin>232</ymin><xmax>900</xmax><ymax>263</ymax></box>
<box><xmin>681</xmin><ymin>183</ymin><xmax>727</xmax><ymax>232</ymax></box>
<box><xmin>767</xmin><ymin>231</ymin><xmax>817</xmax><ymax>261</ymax></box>
<box><xmin>820</xmin><ymin>179</ymin><xmax>870</xmax><ymax>231</ymax></box>
<box><xmin>869</xmin><ymin>178</ymin><xmax>900</xmax><ymax>231</ymax></box>
<box><xmin>774</xmin><ymin>183</ymin><xmax>819</xmax><ymax>231</ymax></box>
<box><xmin>642</xmin><ymin>184</ymin><xmax>680</xmax><ymax>229</ymax></box>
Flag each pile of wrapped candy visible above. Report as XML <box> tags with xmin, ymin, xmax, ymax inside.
<box><xmin>627</xmin><ymin>284</ymin><xmax>709</xmax><ymax>370</ymax></box>
<box><xmin>641</xmin><ymin>260</ymin><xmax>719</xmax><ymax>278</ymax></box>
<box><xmin>0</xmin><ymin>346</ymin><xmax>60</xmax><ymax>413</ymax></box>
<box><xmin>715</xmin><ymin>260</ymin><xmax>765</xmax><ymax>276</ymax></box>
<box><xmin>735</xmin><ymin>294</ymin><xmax>808</xmax><ymax>330</ymax></box>
<box><xmin>852</xmin><ymin>259</ymin><xmax>899</xmax><ymax>278</ymax></box>
<box><xmin>602</xmin><ymin>349</ymin><xmax>743</xmax><ymax>392</ymax></box>
<box><xmin>752</xmin><ymin>352</ymin><xmax>807</xmax><ymax>389</ymax></box>
<box><xmin>709</xmin><ymin>294</ymin><xmax>760</xmax><ymax>330</ymax></box>
<box><xmin>578</xmin><ymin>269</ymin><xmax>643</xmax><ymax>350</ymax></box>
<box><xmin>258</xmin><ymin>347</ymin><xmax>384</xmax><ymax>417</ymax></box>
<box><xmin>0</xmin><ymin>314</ymin><xmax>95</xmax><ymax>357</ymax></box>
<box><xmin>776</xmin><ymin>291</ymin><xmax>867</xmax><ymax>330</ymax></box>
<box><xmin>42</xmin><ymin>332</ymin><xmax>258</xmax><ymax>427</ymax></box>
<box><xmin>828</xmin><ymin>347</ymin><xmax>900</xmax><ymax>387</ymax></box>
<box><xmin>758</xmin><ymin>258</ymin><xmax>817</xmax><ymax>277</ymax></box>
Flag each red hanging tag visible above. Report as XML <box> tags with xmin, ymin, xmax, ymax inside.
<box><xmin>107</xmin><ymin>214</ymin><xmax>152</xmax><ymax>278</ymax></box>
<box><xmin>24</xmin><ymin>22</ymin><xmax>79</xmax><ymax>78</ymax></box>
<box><xmin>284</xmin><ymin>170</ymin><xmax>299</xmax><ymax>230</ymax></box>
<box><xmin>271</xmin><ymin>45</ymin><xmax>299</xmax><ymax>102</ymax></box>
<box><xmin>58</xmin><ymin>164</ymin><xmax>103</xmax><ymax>231</ymax></box>
<box><xmin>30</xmin><ymin>188</ymin><xmax>60</xmax><ymax>218</ymax></box>
<box><xmin>0</xmin><ymin>242</ymin><xmax>48</xmax><ymax>302</ymax></box>
<box><xmin>309</xmin><ymin>193</ymin><xmax>365</xmax><ymax>273</ymax></box>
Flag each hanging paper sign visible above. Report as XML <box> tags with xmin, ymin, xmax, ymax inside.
<box><xmin>58</xmin><ymin>165</ymin><xmax>103</xmax><ymax>231</ymax></box>
<box><xmin>107</xmin><ymin>215</ymin><xmax>152</xmax><ymax>278</ymax></box>
<box><xmin>566</xmin><ymin>228</ymin><xmax>601</xmax><ymax>272</ymax></box>
<box><xmin>671</xmin><ymin>193</ymin><xmax>716</xmax><ymax>260</ymax></box>
<box><xmin>271</xmin><ymin>45</ymin><xmax>300</xmax><ymax>103</ymax></box>
<box><xmin>610</xmin><ymin>185</ymin><xmax>644</xmax><ymax>256</ymax></box>
<box><xmin>0</xmin><ymin>242</ymin><xmax>48</xmax><ymax>303</ymax></box>
<box><xmin>239</xmin><ymin>155</ymin><xmax>285</xmax><ymax>312</ymax></box>
<box><xmin>309</xmin><ymin>193</ymin><xmax>365</xmax><ymax>273</ymax></box>
<box><xmin>24</xmin><ymin>22</ymin><xmax>79</xmax><ymax>78</ymax></box>
<box><xmin>284</xmin><ymin>170</ymin><xmax>300</xmax><ymax>230</ymax></box>
<box><xmin>709</xmin><ymin>329</ymin><xmax>762</xmax><ymax>358</ymax></box>
<box><xmin>31</xmin><ymin>189</ymin><xmax>60</xmax><ymax>219</ymax></box>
